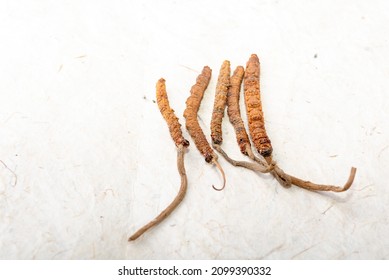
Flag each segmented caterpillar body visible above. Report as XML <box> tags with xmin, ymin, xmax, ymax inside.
<box><xmin>244</xmin><ymin>54</ymin><xmax>272</xmax><ymax>158</ymax></box>
<box><xmin>210</xmin><ymin>60</ymin><xmax>230</xmax><ymax>145</ymax></box>
<box><xmin>156</xmin><ymin>78</ymin><xmax>189</xmax><ymax>148</ymax></box>
<box><xmin>184</xmin><ymin>66</ymin><xmax>226</xmax><ymax>191</ymax></box>
<box><xmin>212</xmin><ymin>63</ymin><xmax>272</xmax><ymax>174</ymax></box>
<box><xmin>243</xmin><ymin>54</ymin><xmax>356</xmax><ymax>192</ymax></box>
<box><xmin>227</xmin><ymin>66</ymin><xmax>251</xmax><ymax>155</ymax></box>
<box><xmin>129</xmin><ymin>79</ymin><xmax>189</xmax><ymax>241</ymax></box>
<box><xmin>183</xmin><ymin>66</ymin><xmax>215</xmax><ymax>163</ymax></box>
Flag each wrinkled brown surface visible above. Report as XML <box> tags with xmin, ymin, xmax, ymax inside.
<box><xmin>290</xmin><ymin>167</ymin><xmax>357</xmax><ymax>192</ymax></box>
<box><xmin>244</xmin><ymin>54</ymin><xmax>273</xmax><ymax>157</ymax></box>
<box><xmin>227</xmin><ymin>66</ymin><xmax>252</xmax><ymax>155</ymax></box>
<box><xmin>211</xmin><ymin>60</ymin><xmax>230</xmax><ymax>145</ymax></box>
<box><xmin>183</xmin><ymin>66</ymin><xmax>215</xmax><ymax>163</ymax></box>
<box><xmin>264</xmin><ymin>156</ymin><xmax>357</xmax><ymax>192</ymax></box>
<box><xmin>213</xmin><ymin>144</ymin><xmax>272</xmax><ymax>173</ymax></box>
<box><xmin>156</xmin><ymin>78</ymin><xmax>189</xmax><ymax>148</ymax></box>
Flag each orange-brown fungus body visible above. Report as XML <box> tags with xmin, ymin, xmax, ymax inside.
<box><xmin>211</xmin><ymin>60</ymin><xmax>230</xmax><ymax>145</ymax></box>
<box><xmin>156</xmin><ymin>78</ymin><xmax>189</xmax><ymax>148</ymax></box>
<box><xmin>227</xmin><ymin>66</ymin><xmax>252</xmax><ymax>155</ymax></box>
<box><xmin>244</xmin><ymin>54</ymin><xmax>273</xmax><ymax>157</ymax></box>
<box><xmin>183</xmin><ymin>66</ymin><xmax>215</xmax><ymax>163</ymax></box>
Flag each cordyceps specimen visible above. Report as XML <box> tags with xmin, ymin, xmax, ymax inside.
<box><xmin>244</xmin><ymin>55</ymin><xmax>273</xmax><ymax>158</ymax></box>
<box><xmin>211</xmin><ymin>62</ymin><xmax>272</xmax><ymax>174</ymax></box>
<box><xmin>183</xmin><ymin>66</ymin><xmax>226</xmax><ymax>191</ymax></box>
<box><xmin>210</xmin><ymin>60</ymin><xmax>231</xmax><ymax>145</ymax></box>
<box><xmin>128</xmin><ymin>78</ymin><xmax>189</xmax><ymax>241</ymax></box>
<box><xmin>243</xmin><ymin>54</ymin><xmax>357</xmax><ymax>192</ymax></box>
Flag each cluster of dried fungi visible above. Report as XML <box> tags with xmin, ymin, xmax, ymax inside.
<box><xmin>129</xmin><ymin>54</ymin><xmax>357</xmax><ymax>241</ymax></box>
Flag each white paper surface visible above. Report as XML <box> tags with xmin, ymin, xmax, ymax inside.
<box><xmin>0</xmin><ymin>0</ymin><xmax>388</xmax><ymax>259</ymax></box>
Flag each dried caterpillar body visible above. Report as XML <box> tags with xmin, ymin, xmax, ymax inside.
<box><xmin>156</xmin><ymin>78</ymin><xmax>189</xmax><ymax>148</ymax></box>
<box><xmin>243</xmin><ymin>54</ymin><xmax>356</xmax><ymax>192</ymax></box>
<box><xmin>184</xmin><ymin>66</ymin><xmax>226</xmax><ymax>191</ymax></box>
<box><xmin>227</xmin><ymin>66</ymin><xmax>251</xmax><ymax>155</ymax></box>
<box><xmin>128</xmin><ymin>79</ymin><xmax>189</xmax><ymax>241</ymax></box>
<box><xmin>244</xmin><ymin>54</ymin><xmax>272</xmax><ymax>157</ymax></box>
<box><xmin>211</xmin><ymin>63</ymin><xmax>272</xmax><ymax>174</ymax></box>
<box><xmin>210</xmin><ymin>60</ymin><xmax>230</xmax><ymax>145</ymax></box>
<box><xmin>183</xmin><ymin>66</ymin><xmax>214</xmax><ymax>162</ymax></box>
<box><xmin>241</xmin><ymin>54</ymin><xmax>290</xmax><ymax>186</ymax></box>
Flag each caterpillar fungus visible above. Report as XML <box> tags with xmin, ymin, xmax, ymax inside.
<box><xmin>227</xmin><ymin>66</ymin><xmax>251</xmax><ymax>155</ymax></box>
<box><xmin>183</xmin><ymin>66</ymin><xmax>226</xmax><ymax>191</ymax></box>
<box><xmin>244</xmin><ymin>54</ymin><xmax>273</xmax><ymax>158</ymax></box>
<box><xmin>212</xmin><ymin>62</ymin><xmax>272</xmax><ymax>174</ymax></box>
<box><xmin>210</xmin><ymin>60</ymin><xmax>230</xmax><ymax>145</ymax></box>
<box><xmin>129</xmin><ymin>78</ymin><xmax>189</xmax><ymax>241</ymax></box>
<box><xmin>243</xmin><ymin>54</ymin><xmax>291</xmax><ymax>186</ymax></box>
<box><xmin>244</xmin><ymin>54</ymin><xmax>356</xmax><ymax>192</ymax></box>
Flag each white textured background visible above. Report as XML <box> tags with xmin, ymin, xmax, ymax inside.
<box><xmin>0</xmin><ymin>0</ymin><xmax>388</xmax><ymax>259</ymax></box>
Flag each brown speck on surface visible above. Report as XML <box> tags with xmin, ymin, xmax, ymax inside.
<box><xmin>75</xmin><ymin>54</ymin><xmax>87</xmax><ymax>59</ymax></box>
<box><xmin>329</xmin><ymin>155</ymin><xmax>338</xmax><ymax>158</ymax></box>
<box><xmin>58</xmin><ymin>64</ymin><xmax>63</xmax><ymax>72</ymax></box>
<box><xmin>102</xmin><ymin>188</ymin><xmax>115</xmax><ymax>197</ymax></box>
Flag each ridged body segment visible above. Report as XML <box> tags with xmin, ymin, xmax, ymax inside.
<box><xmin>244</xmin><ymin>54</ymin><xmax>273</xmax><ymax>157</ymax></box>
<box><xmin>227</xmin><ymin>66</ymin><xmax>252</xmax><ymax>154</ymax></box>
<box><xmin>183</xmin><ymin>66</ymin><xmax>214</xmax><ymax>162</ymax></box>
<box><xmin>156</xmin><ymin>78</ymin><xmax>189</xmax><ymax>148</ymax></box>
<box><xmin>210</xmin><ymin>60</ymin><xmax>230</xmax><ymax>145</ymax></box>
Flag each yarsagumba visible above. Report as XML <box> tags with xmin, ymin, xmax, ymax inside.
<box><xmin>129</xmin><ymin>78</ymin><xmax>189</xmax><ymax>241</ymax></box>
<box><xmin>212</xmin><ymin>63</ymin><xmax>272</xmax><ymax>175</ymax></box>
<box><xmin>243</xmin><ymin>54</ymin><xmax>356</xmax><ymax>192</ymax></box>
<box><xmin>183</xmin><ymin>66</ymin><xmax>226</xmax><ymax>191</ymax></box>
